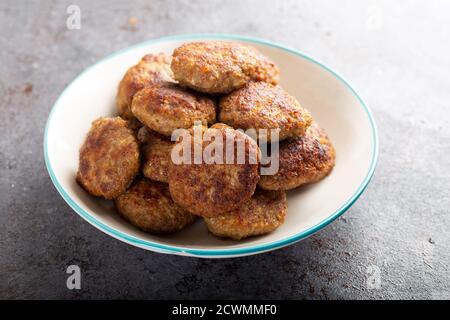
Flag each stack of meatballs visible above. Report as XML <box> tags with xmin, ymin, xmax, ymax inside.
<box><xmin>76</xmin><ymin>41</ymin><xmax>335</xmax><ymax>240</ymax></box>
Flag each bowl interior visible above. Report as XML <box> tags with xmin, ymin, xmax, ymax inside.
<box><xmin>45</xmin><ymin>35</ymin><xmax>377</xmax><ymax>256</ymax></box>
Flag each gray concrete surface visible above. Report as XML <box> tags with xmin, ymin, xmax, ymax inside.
<box><xmin>1</xmin><ymin>0</ymin><xmax>449</xmax><ymax>299</ymax></box>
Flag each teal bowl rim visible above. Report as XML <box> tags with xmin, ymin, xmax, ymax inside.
<box><xmin>44</xmin><ymin>33</ymin><xmax>379</xmax><ymax>257</ymax></box>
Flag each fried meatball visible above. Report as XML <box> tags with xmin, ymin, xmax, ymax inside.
<box><xmin>168</xmin><ymin>123</ymin><xmax>260</xmax><ymax>217</ymax></box>
<box><xmin>137</xmin><ymin>127</ymin><xmax>173</xmax><ymax>183</ymax></box>
<box><xmin>115</xmin><ymin>178</ymin><xmax>196</xmax><ymax>234</ymax></box>
<box><xmin>204</xmin><ymin>189</ymin><xmax>287</xmax><ymax>240</ymax></box>
<box><xmin>258</xmin><ymin>123</ymin><xmax>336</xmax><ymax>190</ymax></box>
<box><xmin>76</xmin><ymin>117</ymin><xmax>140</xmax><ymax>199</ymax></box>
<box><xmin>171</xmin><ymin>41</ymin><xmax>280</xmax><ymax>94</ymax></box>
<box><xmin>219</xmin><ymin>81</ymin><xmax>313</xmax><ymax>142</ymax></box>
<box><xmin>117</xmin><ymin>53</ymin><xmax>174</xmax><ymax>119</ymax></box>
<box><xmin>131</xmin><ymin>83</ymin><xmax>216</xmax><ymax>136</ymax></box>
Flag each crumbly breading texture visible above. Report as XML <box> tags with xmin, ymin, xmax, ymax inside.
<box><xmin>115</xmin><ymin>178</ymin><xmax>196</xmax><ymax>234</ymax></box>
<box><xmin>258</xmin><ymin>123</ymin><xmax>335</xmax><ymax>190</ymax></box>
<box><xmin>137</xmin><ymin>127</ymin><xmax>173</xmax><ymax>183</ymax></box>
<box><xmin>76</xmin><ymin>117</ymin><xmax>140</xmax><ymax>199</ymax></box>
<box><xmin>168</xmin><ymin>123</ymin><xmax>260</xmax><ymax>217</ymax></box>
<box><xmin>204</xmin><ymin>189</ymin><xmax>287</xmax><ymax>240</ymax></box>
<box><xmin>219</xmin><ymin>81</ymin><xmax>313</xmax><ymax>142</ymax></box>
<box><xmin>171</xmin><ymin>41</ymin><xmax>280</xmax><ymax>94</ymax></box>
<box><xmin>131</xmin><ymin>83</ymin><xmax>216</xmax><ymax>136</ymax></box>
<box><xmin>117</xmin><ymin>53</ymin><xmax>175</xmax><ymax>120</ymax></box>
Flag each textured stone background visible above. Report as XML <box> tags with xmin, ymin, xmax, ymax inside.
<box><xmin>1</xmin><ymin>0</ymin><xmax>449</xmax><ymax>299</ymax></box>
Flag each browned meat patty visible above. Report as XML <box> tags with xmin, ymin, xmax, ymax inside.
<box><xmin>117</xmin><ymin>53</ymin><xmax>174</xmax><ymax>120</ymax></box>
<box><xmin>258</xmin><ymin>123</ymin><xmax>335</xmax><ymax>190</ymax></box>
<box><xmin>76</xmin><ymin>117</ymin><xmax>140</xmax><ymax>199</ymax></box>
<box><xmin>171</xmin><ymin>41</ymin><xmax>280</xmax><ymax>94</ymax></box>
<box><xmin>127</xmin><ymin>117</ymin><xmax>144</xmax><ymax>133</ymax></box>
<box><xmin>219</xmin><ymin>81</ymin><xmax>313</xmax><ymax>142</ymax></box>
<box><xmin>168</xmin><ymin>123</ymin><xmax>260</xmax><ymax>217</ymax></box>
<box><xmin>137</xmin><ymin>127</ymin><xmax>173</xmax><ymax>183</ymax></box>
<box><xmin>131</xmin><ymin>83</ymin><xmax>216</xmax><ymax>136</ymax></box>
<box><xmin>115</xmin><ymin>178</ymin><xmax>196</xmax><ymax>234</ymax></box>
<box><xmin>204</xmin><ymin>189</ymin><xmax>287</xmax><ymax>240</ymax></box>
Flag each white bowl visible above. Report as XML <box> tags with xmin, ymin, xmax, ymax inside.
<box><xmin>44</xmin><ymin>34</ymin><xmax>378</xmax><ymax>258</ymax></box>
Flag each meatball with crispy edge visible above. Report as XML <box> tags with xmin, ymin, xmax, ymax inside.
<box><xmin>258</xmin><ymin>123</ymin><xmax>336</xmax><ymax>190</ymax></box>
<box><xmin>171</xmin><ymin>41</ymin><xmax>280</xmax><ymax>94</ymax></box>
<box><xmin>115</xmin><ymin>178</ymin><xmax>196</xmax><ymax>234</ymax></box>
<box><xmin>131</xmin><ymin>83</ymin><xmax>216</xmax><ymax>136</ymax></box>
<box><xmin>76</xmin><ymin>117</ymin><xmax>140</xmax><ymax>199</ymax></box>
<box><xmin>168</xmin><ymin>123</ymin><xmax>260</xmax><ymax>217</ymax></box>
<box><xmin>117</xmin><ymin>53</ymin><xmax>175</xmax><ymax>120</ymax></box>
<box><xmin>204</xmin><ymin>189</ymin><xmax>287</xmax><ymax>240</ymax></box>
<box><xmin>137</xmin><ymin>126</ymin><xmax>174</xmax><ymax>183</ymax></box>
<box><xmin>219</xmin><ymin>81</ymin><xmax>313</xmax><ymax>142</ymax></box>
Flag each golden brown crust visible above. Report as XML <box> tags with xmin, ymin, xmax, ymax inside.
<box><xmin>219</xmin><ymin>81</ymin><xmax>313</xmax><ymax>142</ymax></box>
<box><xmin>115</xmin><ymin>178</ymin><xmax>196</xmax><ymax>234</ymax></box>
<box><xmin>168</xmin><ymin>124</ymin><xmax>260</xmax><ymax>217</ymax></box>
<box><xmin>171</xmin><ymin>41</ymin><xmax>280</xmax><ymax>94</ymax></box>
<box><xmin>131</xmin><ymin>83</ymin><xmax>216</xmax><ymax>136</ymax></box>
<box><xmin>137</xmin><ymin>127</ymin><xmax>173</xmax><ymax>183</ymax></box>
<box><xmin>258</xmin><ymin>123</ymin><xmax>336</xmax><ymax>190</ymax></box>
<box><xmin>117</xmin><ymin>53</ymin><xmax>174</xmax><ymax>120</ymax></box>
<box><xmin>76</xmin><ymin>117</ymin><xmax>140</xmax><ymax>199</ymax></box>
<box><xmin>204</xmin><ymin>189</ymin><xmax>287</xmax><ymax>240</ymax></box>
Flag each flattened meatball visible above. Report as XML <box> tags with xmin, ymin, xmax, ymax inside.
<box><xmin>204</xmin><ymin>189</ymin><xmax>287</xmax><ymax>240</ymax></box>
<box><xmin>131</xmin><ymin>83</ymin><xmax>216</xmax><ymax>136</ymax></box>
<box><xmin>117</xmin><ymin>53</ymin><xmax>174</xmax><ymax>119</ymax></box>
<box><xmin>76</xmin><ymin>117</ymin><xmax>140</xmax><ymax>199</ymax></box>
<box><xmin>115</xmin><ymin>179</ymin><xmax>196</xmax><ymax>234</ymax></box>
<box><xmin>219</xmin><ymin>81</ymin><xmax>313</xmax><ymax>142</ymax></box>
<box><xmin>258</xmin><ymin>123</ymin><xmax>335</xmax><ymax>190</ymax></box>
<box><xmin>137</xmin><ymin>127</ymin><xmax>173</xmax><ymax>183</ymax></box>
<box><xmin>171</xmin><ymin>41</ymin><xmax>280</xmax><ymax>94</ymax></box>
<box><xmin>168</xmin><ymin>123</ymin><xmax>260</xmax><ymax>217</ymax></box>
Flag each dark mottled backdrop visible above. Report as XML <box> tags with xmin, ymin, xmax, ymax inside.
<box><xmin>0</xmin><ymin>0</ymin><xmax>449</xmax><ymax>299</ymax></box>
